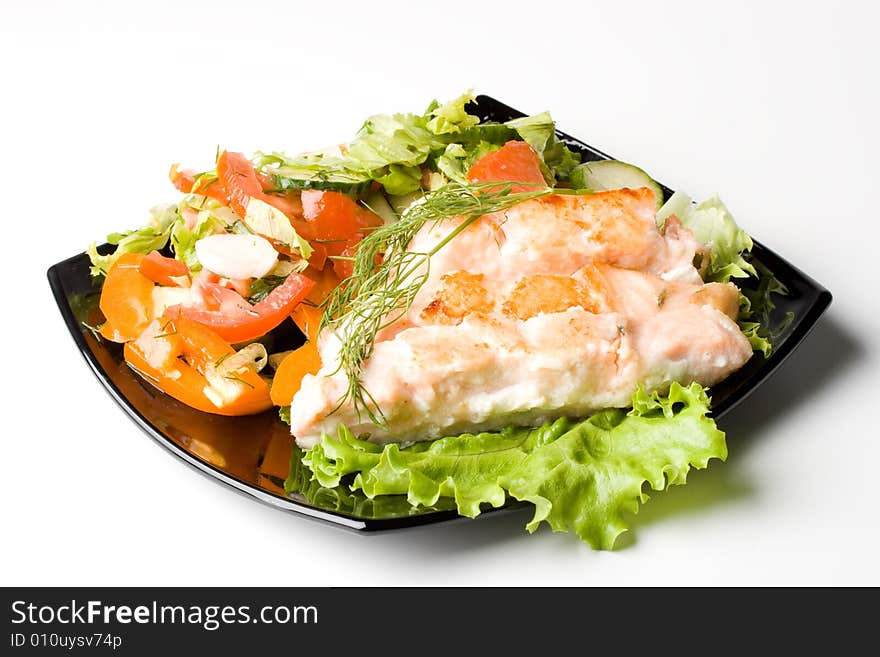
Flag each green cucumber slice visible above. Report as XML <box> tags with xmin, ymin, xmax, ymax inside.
<box><xmin>362</xmin><ymin>191</ymin><xmax>398</xmax><ymax>225</ymax></box>
<box><xmin>569</xmin><ymin>160</ymin><xmax>664</xmax><ymax>209</ymax></box>
<box><xmin>270</xmin><ymin>166</ymin><xmax>372</xmax><ymax>194</ymax></box>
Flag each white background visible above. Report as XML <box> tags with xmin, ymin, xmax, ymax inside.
<box><xmin>2</xmin><ymin>0</ymin><xmax>878</xmax><ymax>586</ymax></box>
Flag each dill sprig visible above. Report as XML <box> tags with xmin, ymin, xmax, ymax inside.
<box><xmin>321</xmin><ymin>181</ymin><xmax>552</xmax><ymax>425</ymax></box>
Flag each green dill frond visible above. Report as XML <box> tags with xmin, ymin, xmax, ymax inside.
<box><xmin>321</xmin><ymin>181</ymin><xmax>552</xmax><ymax>424</ymax></box>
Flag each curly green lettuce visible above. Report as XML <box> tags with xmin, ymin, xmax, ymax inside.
<box><xmin>657</xmin><ymin>191</ymin><xmax>756</xmax><ymax>283</ymax></box>
<box><xmin>297</xmin><ymin>383</ymin><xmax>726</xmax><ymax>549</ymax></box>
<box><xmin>87</xmin><ymin>204</ymin><xmax>177</xmax><ymax>276</ymax></box>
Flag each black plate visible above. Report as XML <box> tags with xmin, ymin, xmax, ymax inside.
<box><xmin>47</xmin><ymin>95</ymin><xmax>832</xmax><ymax>531</ymax></box>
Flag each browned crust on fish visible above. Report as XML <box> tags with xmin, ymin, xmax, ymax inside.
<box><xmin>420</xmin><ymin>271</ymin><xmax>493</xmax><ymax>325</ymax></box>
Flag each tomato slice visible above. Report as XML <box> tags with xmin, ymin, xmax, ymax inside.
<box><xmin>270</xmin><ymin>342</ymin><xmax>322</xmax><ymax>406</ymax></box>
<box><xmin>167</xmin><ymin>271</ymin><xmax>314</xmax><ymax>343</ymax></box>
<box><xmin>217</xmin><ymin>151</ymin><xmax>306</xmax><ymax>220</ymax></box>
<box><xmin>139</xmin><ymin>250</ymin><xmax>190</xmax><ymax>286</ymax></box>
<box><xmin>170</xmin><ymin>165</ymin><xmax>197</xmax><ymax>192</ymax></box>
<box><xmin>299</xmin><ymin>191</ymin><xmax>383</xmax><ymax>277</ymax></box>
<box><xmin>169</xmin><ymin>164</ymin><xmax>227</xmax><ymax>202</ymax></box>
<box><xmin>332</xmin><ymin>240</ymin><xmax>359</xmax><ymax>280</ymax></box>
<box><xmin>124</xmin><ymin>318</ymin><xmax>272</xmax><ymax>416</ymax></box>
<box><xmin>99</xmin><ymin>253</ymin><xmax>155</xmax><ymax>342</ymax></box>
<box><xmin>301</xmin><ymin>190</ymin><xmax>363</xmax><ymax>242</ymax></box>
<box><xmin>217</xmin><ymin>151</ymin><xmax>264</xmax><ymax>218</ymax></box>
<box><xmin>467</xmin><ymin>140</ymin><xmax>547</xmax><ymax>193</ymax></box>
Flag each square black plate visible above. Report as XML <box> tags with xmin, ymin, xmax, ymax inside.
<box><xmin>47</xmin><ymin>94</ymin><xmax>832</xmax><ymax>531</ymax></box>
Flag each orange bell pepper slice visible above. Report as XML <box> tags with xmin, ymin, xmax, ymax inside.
<box><xmin>289</xmin><ymin>265</ymin><xmax>341</xmax><ymax>341</ymax></box>
<box><xmin>139</xmin><ymin>250</ymin><xmax>190</xmax><ymax>286</ymax></box>
<box><xmin>291</xmin><ymin>305</ymin><xmax>323</xmax><ymax>344</ymax></box>
<box><xmin>124</xmin><ymin>317</ymin><xmax>272</xmax><ymax>416</ymax></box>
<box><xmin>270</xmin><ymin>342</ymin><xmax>322</xmax><ymax>407</ymax></box>
<box><xmin>99</xmin><ymin>253</ymin><xmax>155</xmax><ymax>342</ymax></box>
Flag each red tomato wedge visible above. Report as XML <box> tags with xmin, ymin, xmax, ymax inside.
<box><xmin>99</xmin><ymin>253</ymin><xmax>155</xmax><ymax>342</ymax></box>
<box><xmin>216</xmin><ymin>151</ymin><xmax>306</xmax><ymax>220</ymax></box>
<box><xmin>300</xmin><ymin>190</ymin><xmax>382</xmax><ymax>277</ymax></box>
<box><xmin>301</xmin><ymin>190</ymin><xmax>364</xmax><ymax>242</ymax></box>
<box><xmin>139</xmin><ymin>250</ymin><xmax>190</xmax><ymax>286</ymax></box>
<box><xmin>166</xmin><ymin>271</ymin><xmax>314</xmax><ymax>343</ymax></box>
<box><xmin>302</xmin><ymin>191</ymin><xmax>382</xmax><ymax>246</ymax></box>
<box><xmin>467</xmin><ymin>140</ymin><xmax>547</xmax><ymax>193</ymax></box>
<box><xmin>307</xmin><ymin>243</ymin><xmax>328</xmax><ymax>270</ymax></box>
<box><xmin>124</xmin><ymin>318</ymin><xmax>272</xmax><ymax>416</ymax></box>
<box><xmin>333</xmin><ymin>241</ymin><xmax>359</xmax><ymax>280</ymax></box>
<box><xmin>217</xmin><ymin>151</ymin><xmax>264</xmax><ymax>218</ymax></box>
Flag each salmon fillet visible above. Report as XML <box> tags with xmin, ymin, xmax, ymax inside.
<box><xmin>289</xmin><ymin>188</ymin><xmax>752</xmax><ymax>447</ymax></box>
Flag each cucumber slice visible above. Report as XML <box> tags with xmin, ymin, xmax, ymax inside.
<box><xmin>388</xmin><ymin>191</ymin><xmax>422</xmax><ymax>216</ymax></box>
<box><xmin>270</xmin><ymin>166</ymin><xmax>372</xmax><ymax>194</ymax></box>
<box><xmin>569</xmin><ymin>160</ymin><xmax>664</xmax><ymax>209</ymax></box>
<box><xmin>362</xmin><ymin>191</ymin><xmax>398</xmax><ymax>225</ymax></box>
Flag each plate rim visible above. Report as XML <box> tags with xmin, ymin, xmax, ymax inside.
<box><xmin>47</xmin><ymin>94</ymin><xmax>833</xmax><ymax>532</ymax></box>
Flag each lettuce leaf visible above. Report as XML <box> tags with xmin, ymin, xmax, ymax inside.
<box><xmin>738</xmin><ymin>316</ymin><xmax>773</xmax><ymax>358</ymax></box>
<box><xmin>170</xmin><ymin>203</ymin><xmax>228</xmax><ymax>271</ymax></box>
<box><xmin>502</xmin><ymin>384</ymin><xmax>725</xmax><ymax>548</ymax></box>
<box><xmin>285</xmin><ymin>98</ymin><xmax>465</xmax><ymax>196</ymax></box>
<box><xmin>657</xmin><ymin>191</ymin><xmax>756</xmax><ymax>282</ymax></box>
<box><xmin>424</xmin><ymin>90</ymin><xmax>480</xmax><ymax>135</ymax></box>
<box><xmin>87</xmin><ymin>204</ymin><xmax>177</xmax><ymax>276</ymax></box>
<box><xmin>371</xmin><ymin>163</ymin><xmax>424</xmax><ymax>196</ymax></box>
<box><xmin>299</xmin><ymin>382</ymin><xmax>725</xmax><ymax>549</ymax></box>
<box><xmin>433</xmin><ymin>141</ymin><xmax>503</xmax><ymax>183</ymax></box>
<box><xmin>737</xmin><ymin>261</ymin><xmax>793</xmax><ymax>358</ymax></box>
<box><xmin>286</xmin><ymin>442</ymin><xmax>457</xmax><ymax>518</ymax></box>
<box><xmin>243</xmin><ymin>198</ymin><xmax>312</xmax><ymax>259</ymax></box>
<box><xmin>505</xmin><ymin>111</ymin><xmax>581</xmax><ymax>181</ymax></box>
<box><xmin>259</xmin><ymin>93</ymin><xmax>580</xmax><ymax>195</ymax></box>
<box><xmin>656</xmin><ymin>192</ymin><xmax>790</xmax><ymax>357</ymax></box>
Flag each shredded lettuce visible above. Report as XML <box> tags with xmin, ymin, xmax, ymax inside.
<box><xmin>371</xmin><ymin>163</ymin><xmax>424</xmax><ymax>196</ymax></box>
<box><xmin>657</xmin><ymin>191</ymin><xmax>757</xmax><ymax>282</ymax></box>
<box><xmin>170</xmin><ymin>204</ymin><xmax>227</xmax><ymax>272</ymax></box>
<box><xmin>656</xmin><ymin>192</ymin><xmax>790</xmax><ymax>356</ymax></box>
<box><xmin>280</xmin><ymin>101</ymin><xmax>452</xmax><ymax>195</ymax></box>
<box><xmin>297</xmin><ymin>382</ymin><xmax>725</xmax><ymax>549</ymax></box>
<box><xmin>259</xmin><ymin>92</ymin><xmax>579</xmax><ymax>195</ymax></box>
<box><xmin>737</xmin><ymin>262</ymin><xmax>793</xmax><ymax>357</ymax></box>
<box><xmin>423</xmin><ymin>90</ymin><xmax>481</xmax><ymax>135</ymax></box>
<box><xmin>738</xmin><ymin>316</ymin><xmax>773</xmax><ymax>358</ymax></box>
<box><xmin>87</xmin><ymin>204</ymin><xmax>177</xmax><ymax>276</ymax></box>
<box><xmin>432</xmin><ymin>141</ymin><xmax>501</xmax><ymax>183</ymax></box>
<box><xmin>243</xmin><ymin>198</ymin><xmax>312</xmax><ymax>259</ymax></box>
<box><xmin>505</xmin><ymin>112</ymin><xmax>581</xmax><ymax>181</ymax></box>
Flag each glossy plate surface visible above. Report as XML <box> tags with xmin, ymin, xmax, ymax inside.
<box><xmin>47</xmin><ymin>95</ymin><xmax>832</xmax><ymax>531</ymax></box>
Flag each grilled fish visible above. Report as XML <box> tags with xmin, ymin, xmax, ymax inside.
<box><xmin>289</xmin><ymin>188</ymin><xmax>751</xmax><ymax>447</ymax></box>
